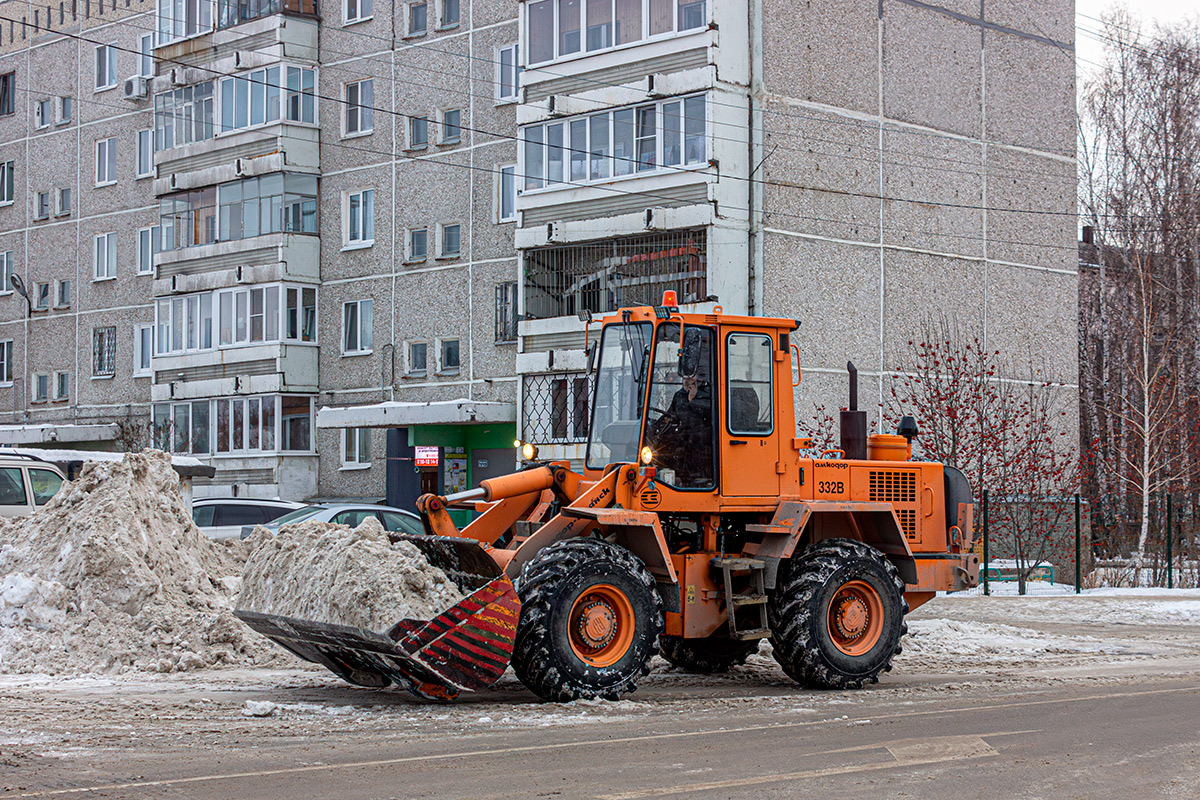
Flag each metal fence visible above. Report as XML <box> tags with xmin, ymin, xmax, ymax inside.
<box><xmin>523</xmin><ymin>229</ymin><xmax>707</xmax><ymax>321</ymax></box>
<box><xmin>522</xmin><ymin>372</ymin><xmax>593</xmax><ymax>444</ymax></box>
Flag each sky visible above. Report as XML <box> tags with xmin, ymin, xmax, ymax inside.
<box><xmin>1075</xmin><ymin>0</ymin><xmax>1199</xmax><ymax>77</ymax></box>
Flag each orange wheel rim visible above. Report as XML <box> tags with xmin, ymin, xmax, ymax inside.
<box><xmin>826</xmin><ymin>579</ymin><xmax>884</xmax><ymax>657</ymax></box>
<box><xmin>567</xmin><ymin>584</ymin><xmax>636</xmax><ymax>667</ymax></box>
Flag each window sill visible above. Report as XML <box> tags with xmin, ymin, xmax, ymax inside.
<box><xmin>54</xmin><ymin>212</ymin><xmax>71</xmax><ymax>218</ymax></box>
<box><xmin>435</xmin><ymin>252</ymin><xmax>461</xmax><ymax>261</ymax></box>
<box><xmin>94</xmin><ymin>180</ymin><xmax>116</xmax><ymax>188</ymax></box>
<box><xmin>52</xmin><ymin>304</ymin><xmax>70</xmax><ymax>310</ymax></box>
<box><xmin>136</xmin><ymin>270</ymin><xmax>154</xmax><ymax>277</ymax></box>
<box><xmin>136</xmin><ymin>173</ymin><xmax>152</xmax><ymax>180</ymax></box>
<box><xmin>0</xmin><ymin>200</ymin><xmax>12</xmax><ymax>207</ymax></box>
<box><xmin>437</xmin><ymin>369</ymin><xmax>461</xmax><ymax>376</ymax></box>
<box><xmin>343</xmin><ymin>15</ymin><xmax>374</xmax><ymax>25</ymax></box>
<box><xmin>342</xmin><ymin>129</ymin><xmax>374</xmax><ymax>140</ymax></box>
<box><xmin>436</xmin><ymin>22</ymin><xmax>459</xmax><ymax>31</ymax></box>
<box><xmin>341</xmin><ymin>241</ymin><xmax>374</xmax><ymax>252</ymax></box>
<box><xmin>403</xmin><ymin>257</ymin><xmax>427</xmax><ymax>266</ymax></box>
<box><xmin>341</xmin><ymin>349</ymin><xmax>373</xmax><ymax>357</ymax></box>
<box><xmin>133</xmin><ymin>371</ymin><xmax>151</xmax><ymax>379</ymax></box>
<box><xmin>498</xmin><ymin>216</ymin><xmax>516</xmax><ymax>224</ymax></box>
<box><xmin>439</xmin><ymin>137</ymin><xmax>461</xmax><ymax>146</ymax></box>
<box><xmin>405</xmin><ymin>144</ymin><xmax>430</xmax><ymax>153</ymax></box>
<box><xmin>403</xmin><ymin>371</ymin><xmax>427</xmax><ymax>379</ymax></box>
<box><xmin>0</xmin><ymin>382</ymin><xmax>11</xmax><ymax>388</ymax></box>
<box><xmin>339</xmin><ymin>463</ymin><xmax>371</xmax><ymax>471</ymax></box>
<box><xmin>93</xmin><ymin>276</ymin><xmax>116</xmax><ymax>283</ymax></box>
<box><xmin>91</xmin><ymin>374</ymin><xmax>114</xmax><ymax>381</ymax></box>
<box><xmin>403</xmin><ymin>30</ymin><xmax>428</xmax><ymax>39</ymax></box>
<box><xmin>31</xmin><ymin>306</ymin><xmax>49</xmax><ymax>313</ymax></box>
<box><xmin>93</xmin><ymin>85</ymin><xmax>117</xmax><ymax>94</ymax></box>
<box><xmin>495</xmin><ymin>96</ymin><xmax>518</xmax><ymax>106</ymax></box>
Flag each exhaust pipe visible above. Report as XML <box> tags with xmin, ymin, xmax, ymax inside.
<box><xmin>840</xmin><ymin>361</ymin><xmax>867</xmax><ymax>460</ymax></box>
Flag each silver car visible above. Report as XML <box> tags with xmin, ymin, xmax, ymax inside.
<box><xmin>239</xmin><ymin>503</ymin><xmax>425</xmax><ymax>539</ymax></box>
<box><xmin>192</xmin><ymin>498</ymin><xmax>307</xmax><ymax>540</ymax></box>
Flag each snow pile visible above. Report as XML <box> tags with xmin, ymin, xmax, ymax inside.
<box><xmin>237</xmin><ymin>516</ymin><xmax>465</xmax><ymax>630</ymax></box>
<box><xmin>900</xmin><ymin>618</ymin><xmax>1115</xmax><ymax>662</ymax></box>
<box><xmin>0</xmin><ymin>450</ymin><xmax>279</xmax><ymax>675</ymax></box>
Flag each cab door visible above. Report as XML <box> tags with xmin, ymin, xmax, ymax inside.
<box><xmin>720</xmin><ymin>330</ymin><xmax>779</xmax><ymax>497</ymax></box>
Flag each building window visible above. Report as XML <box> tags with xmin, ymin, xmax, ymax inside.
<box><xmin>153</xmin><ymin>399</ymin><xmax>214</xmax><ymax>454</ymax></box>
<box><xmin>55</xmin><ymin>187</ymin><xmax>71</xmax><ymax>216</ymax></box>
<box><xmin>0</xmin><ymin>252</ymin><xmax>12</xmax><ymax>293</ymax></box>
<box><xmin>285</xmin><ymin>66</ymin><xmax>317</xmax><ymax>124</ymax></box>
<box><xmin>285</xmin><ymin>286</ymin><xmax>318</xmax><ymax>342</ymax></box>
<box><xmin>157</xmin><ymin>0</ymin><xmax>213</xmax><ymax>44</ymax></box>
<box><xmin>56</xmin><ymin>280</ymin><xmax>71</xmax><ymax>308</ymax></box>
<box><xmin>0</xmin><ymin>161</ymin><xmax>12</xmax><ymax>204</ymax></box>
<box><xmin>156</xmin><ymin>292</ymin><xmax>214</xmax><ymax>353</ymax></box>
<box><xmin>495</xmin><ymin>282</ymin><xmax>518</xmax><ymax>343</ymax></box>
<box><xmin>341</xmin><ymin>428</ymin><xmax>371</xmax><ymax>467</ymax></box>
<box><xmin>410</xmin><ymin>115</ymin><xmax>429</xmax><ymax>148</ymax></box>
<box><xmin>345</xmin><ymin>0</ymin><xmax>372</xmax><ymax>23</ymax></box>
<box><xmin>54</xmin><ymin>371</ymin><xmax>70</xmax><ymax>401</ymax></box>
<box><xmin>95</xmin><ymin>44</ymin><xmax>118</xmax><ymax>90</ymax></box>
<box><xmin>439</xmin><ymin>338</ymin><xmax>460</xmax><ymax>373</ymax></box>
<box><xmin>159</xmin><ymin>174</ymin><xmax>318</xmax><ymax>252</ymax></box>
<box><xmin>56</xmin><ymin>96</ymin><xmax>72</xmax><ymax>125</ymax></box>
<box><xmin>497</xmin><ymin>44</ymin><xmax>520</xmax><ymax>101</ymax></box>
<box><xmin>138</xmin><ymin>226</ymin><xmax>160</xmax><ymax>275</ymax></box>
<box><xmin>32</xmin><ymin>374</ymin><xmax>49</xmax><ymax>403</ymax></box>
<box><xmin>34</xmin><ymin>99</ymin><xmax>51</xmax><ymax>129</ymax></box>
<box><xmin>521</xmin><ymin>94</ymin><xmax>705</xmax><ymax>189</ymax></box>
<box><xmin>154</xmin><ymin>81</ymin><xmax>215</xmax><ymax>149</ymax></box>
<box><xmin>342</xmin><ymin>299</ymin><xmax>373</xmax><ymax>354</ymax></box>
<box><xmin>215</xmin><ymin>285</ymin><xmax>281</xmax><ymax>346</ymax></box>
<box><xmin>35</xmin><ymin>192</ymin><xmax>50</xmax><ymax>221</ymax></box>
<box><xmin>407</xmin><ymin>341</ymin><xmax>427</xmax><ymax>375</ymax></box>
<box><xmin>344</xmin><ymin>79</ymin><xmax>374</xmax><ymax>136</ymax></box>
<box><xmin>95</xmin><ymin>137</ymin><xmax>117</xmax><ymax>186</ymax></box>
<box><xmin>526</xmin><ymin>0</ymin><xmax>704</xmax><ymax>65</ymax></box>
<box><xmin>522</xmin><ymin>372</ymin><xmax>593</xmax><ymax>443</ymax></box>
<box><xmin>137</xmin><ymin>130</ymin><xmax>153</xmax><ymax>178</ymax></box>
<box><xmin>139</xmin><ymin>34</ymin><xmax>155</xmax><ymax>77</ymax></box>
<box><xmin>441</xmin><ymin>108</ymin><xmax>461</xmax><ymax>143</ymax></box>
<box><xmin>408</xmin><ymin>2</ymin><xmax>427</xmax><ymax>35</ymax></box>
<box><xmin>440</xmin><ymin>222</ymin><xmax>461</xmax><ymax>257</ymax></box>
<box><xmin>498</xmin><ymin>164</ymin><xmax>516</xmax><ymax>222</ymax></box>
<box><xmin>94</xmin><ymin>233</ymin><xmax>117</xmax><ymax>280</ymax></box>
<box><xmin>0</xmin><ymin>341</ymin><xmax>13</xmax><ymax>384</ymax></box>
<box><xmin>441</xmin><ymin>0</ymin><xmax>459</xmax><ymax>27</ymax></box>
<box><xmin>34</xmin><ymin>283</ymin><xmax>50</xmax><ymax>310</ymax></box>
<box><xmin>156</xmin><ymin>285</ymin><xmax>312</xmax><ymax>355</ymax></box>
<box><xmin>0</xmin><ymin>73</ymin><xmax>13</xmax><ymax>116</ymax></box>
<box><xmin>92</xmin><ymin>327</ymin><xmax>117</xmax><ymax>376</ymax></box>
<box><xmin>407</xmin><ymin>228</ymin><xmax>428</xmax><ymax>262</ymax></box>
<box><xmin>345</xmin><ymin>189</ymin><xmax>375</xmax><ymax>246</ymax></box>
<box><xmin>134</xmin><ymin>324</ymin><xmax>153</xmax><ymax>376</ymax></box>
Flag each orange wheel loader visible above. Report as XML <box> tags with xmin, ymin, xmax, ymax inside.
<box><xmin>236</xmin><ymin>294</ymin><xmax>980</xmax><ymax>702</ymax></box>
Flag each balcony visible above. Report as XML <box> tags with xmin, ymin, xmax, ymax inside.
<box><xmin>151</xmin><ymin>341</ymin><xmax>319</xmax><ymax>401</ymax></box>
<box><xmin>154</xmin><ymin>232</ymin><xmax>320</xmax><ymax>295</ymax></box>
<box><xmin>154</xmin><ymin>5</ymin><xmax>319</xmax><ymax>71</ymax></box>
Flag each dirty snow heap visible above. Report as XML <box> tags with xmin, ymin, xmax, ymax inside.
<box><xmin>237</xmin><ymin>517</ymin><xmax>464</xmax><ymax>631</ymax></box>
<box><xmin>0</xmin><ymin>450</ymin><xmax>279</xmax><ymax>674</ymax></box>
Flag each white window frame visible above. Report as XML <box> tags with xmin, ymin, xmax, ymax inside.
<box><xmin>498</xmin><ymin>164</ymin><xmax>516</xmax><ymax>222</ymax></box>
<box><xmin>437</xmin><ymin>337</ymin><xmax>461</xmax><ymax>374</ymax></box>
<box><xmin>344</xmin><ymin>0</ymin><xmax>373</xmax><ymax>25</ymax></box>
<box><xmin>137</xmin><ymin>226</ymin><xmax>160</xmax><ymax>275</ymax></box>
<box><xmin>0</xmin><ymin>252</ymin><xmax>12</xmax><ymax>293</ymax></box>
<box><xmin>409</xmin><ymin>115</ymin><xmax>429</xmax><ymax>149</ymax></box>
<box><xmin>0</xmin><ymin>340</ymin><xmax>13</xmax><ymax>385</ymax></box>
<box><xmin>55</xmin><ymin>187</ymin><xmax>71</xmax><ymax>217</ymax></box>
<box><xmin>53</xmin><ymin>371</ymin><xmax>70</xmax><ymax>401</ymax></box>
<box><xmin>32</xmin><ymin>373</ymin><xmax>49</xmax><ymax>403</ymax></box>
<box><xmin>344</xmin><ymin>189</ymin><xmax>375</xmax><ymax>248</ymax></box>
<box><xmin>342</xmin><ymin>299</ymin><xmax>373</xmax><ymax>355</ymax></box>
<box><xmin>496</xmin><ymin>44</ymin><xmax>520</xmax><ymax>102</ymax></box>
<box><xmin>134</xmin><ymin>323</ymin><xmax>153</xmax><ymax>377</ymax></box>
<box><xmin>94</xmin><ymin>232</ymin><xmax>117</xmax><ymax>281</ymax></box>
<box><xmin>34</xmin><ymin>98</ymin><xmax>51</xmax><ymax>129</ymax></box>
<box><xmin>157</xmin><ymin>0</ymin><xmax>214</xmax><ymax>45</ymax></box>
<box><xmin>406</xmin><ymin>227</ymin><xmax>428</xmax><ymax>263</ymax></box>
<box><xmin>34</xmin><ymin>282</ymin><xmax>50</xmax><ymax>310</ymax></box>
<box><xmin>95</xmin><ymin>137</ymin><xmax>117</xmax><ymax>186</ymax></box>
<box><xmin>340</xmin><ymin>428</ymin><xmax>372</xmax><ymax>469</ymax></box>
<box><xmin>55</xmin><ymin>280</ymin><xmax>71</xmax><ymax>308</ymax></box>
<box><xmin>136</xmin><ymin>129</ymin><xmax>153</xmax><ymax>178</ymax></box>
<box><xmin>440</xmin><ymin>108</ymin><xmax>461</xmax><ymax>144</ymax></box>
<box><xmin>35</xmin><ymin>191</ymin><xmax>50</xmax><ymax>221</ymax></box>
<box><xmin>406</xmin><ymin>340</ymin><xmax>427</xmax><ymax>376</ymax></box>
<box><xmin>406</xmin><ymin>1</ymin><xmax>428</xmax><ymax>36</ymax></box>
<box><xmin>439</xmin><ymin>0</ymin><xmax>459</xmax><ymax>28</ymax></box>
<box><xmin>343</xmin><ymin>79</ymin><xmax>374</xmax><ymax>137</ymax></box>
<box><xmin>524</xmin><ymin>0</ymin><xmax>707</xmax><ymax>67</ymax></box>
<box><xmin>95</xmin><ymin>44</ymin><xmax>118</xmax><ymax>91</ymax></box>
<box><xmin>438</xmin><ymin>221</ymin><xmax>462</xmax><ymax>259</ymax></box>
<box><xmin>55</xmin><ymin>96</ymin><xmax>72</xmax><ymax>125</ymax></box>
<box><xmin>0</xmin><ymin>160</ymin><xmax>13</xmax><ymax>205</ymax></box>
<box><xmin>139</xmin><ymin>33</ymin><xmax>155</xmax><ymax>78</ymax></box>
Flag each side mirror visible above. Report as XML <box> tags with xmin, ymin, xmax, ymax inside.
<box><xmin>678</xmin><ymin>327</ymin><xmax>702</xmax><ymax>378</ymax></box>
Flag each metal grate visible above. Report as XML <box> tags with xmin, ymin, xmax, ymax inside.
<box><xmin>522</xmin><ymin>372</ymin><xmax>593</xmax><ymax>444</ymax></box>
<box><xmin>870</xmin><ymin>470</ymin><xmax>918</xmax><ymax>540</ymax></box>
<box><xmin>92</xmin><ymin>326</ymin><xmax>116</xmax><ymax>377</ymax></box>
<box><xmin>896</xmin><ymin>509</ymin><xmax>917</xmax><ymax>541</ymax></box>
<box><xmin>495</xmin><ymin>282</ymin><xmax>518</xmax><ymax>343</ymax></box>
<box><xmin>523</xmin><ymin>229</ymin><xmax>707</xmax><ymax>321</ymax></box>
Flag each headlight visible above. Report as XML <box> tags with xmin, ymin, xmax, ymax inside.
<box><xmin>521</xmin><ymin>442</ymin><xmax>539</xmax><ymax>461</ymax></box>
<box><xmin>640</xmin><ymin>445</ymin><xmax>654</xmax><ymax>465</ymax></box>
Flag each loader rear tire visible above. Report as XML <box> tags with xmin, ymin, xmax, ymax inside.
<box><xmin>768</xmin><ymin>538</ymin><xmax>907</xmax><ymax>690</ymax></box>
<box><xmin>659</xmin><ymin>635</ymin><xmax>760</xmax><ymax>674</ymax></box>
<box><xmin>513</xmin><ymin>538</ymin><xmax>663</xmax><ymax>702</ymax></box>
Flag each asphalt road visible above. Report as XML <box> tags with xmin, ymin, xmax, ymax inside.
<box><xmin>6</xmin><ymin>675</ymin><xmax>1199</xmax><ymax>800</ymax></box>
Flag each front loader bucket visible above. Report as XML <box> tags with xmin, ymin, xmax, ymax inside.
<box><xmin>235</xmin><ymin>535</ymin><xmax>520</xmax><ymax>701</ymax></box>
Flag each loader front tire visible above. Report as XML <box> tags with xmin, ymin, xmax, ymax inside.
<box><xmin>659</xmin><ymin>635</ymin><xmax>760</xmax><ymax>674</ymax></box>
<box><xmin>513</xmin><ymin>538</ymin><xmax>663</xmax><ymax>702</ymax></box>
<box><xmin>768</xmin><ymin>538</ymin><xmax>907</xmax><ymax>690</ymax></box>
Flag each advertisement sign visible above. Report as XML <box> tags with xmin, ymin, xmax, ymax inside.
<box><xmin>414</xmin><ymin>446</ymin><xmax>439</xmax><ymax>467</ymax></box>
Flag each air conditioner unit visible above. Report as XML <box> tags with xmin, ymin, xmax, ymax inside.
<box><xmin>123</xmin><ymin>76</ymin><xmax>148</xmax><ymax>100</ymax></box>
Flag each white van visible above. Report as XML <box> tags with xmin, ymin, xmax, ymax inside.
<box><xmin>0</xmin><ymin>455</ymin><xmax>66</xmax><ymax>518</ymax></box>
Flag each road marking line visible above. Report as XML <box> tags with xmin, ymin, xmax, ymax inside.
<box><xmin>596</xmin><ymin>734</ymin><xmax>1001</xmax><ymax>799</ymax></box>
<box><xmin>15</xmin><ymin>685</ymin><xmax>1195</xmax><ymax>797</ymax></box>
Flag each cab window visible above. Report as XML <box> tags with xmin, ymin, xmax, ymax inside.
<box><xmin>29</xmin><ymin>469</ymin><xmax>63</xmax><ymax>505</ymax></box>
<box><xmin>644</xmin><ymin>322</ymin><xmax>716</xmax><ymax>489</ymax></box>
<box><xmin>726</xmin><ymin>332</ymin><xmax>774</xmax><ymax>435</ymax></box>
<box><xmin>0</xmin><ymin>468</ymin><xmax>28</xmax><ymax>506</ymax></box>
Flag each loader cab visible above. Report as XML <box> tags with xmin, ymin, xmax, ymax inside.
<box><xmin>584</xmin><ymin>300</ymin><xmax>797</xmax><ymax>509</ymax></box>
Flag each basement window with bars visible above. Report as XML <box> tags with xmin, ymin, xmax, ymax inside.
<box><xmin>92</xmin><ymin>326</ymin><xmax>117</xmax><ymax>377</ymax></box>
<box><xmin>524</xmin><ymin>228</ymin><xmax>706</xmax><ymax>320</ymax></box>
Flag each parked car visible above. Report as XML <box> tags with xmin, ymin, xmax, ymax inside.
<box><xmin>239</xmin><ymin>503</ymin><xmax>424</xmax><ymax>539</ymax></box>
<box><xmin>0</xmin><ymin>454</ymin><xmax>66</xmax><ymax>517</ymax></box>
<box><xmin>193</xmin><ymin>498</ymin><xmax>308</xmax><ymax>540</ymax></box>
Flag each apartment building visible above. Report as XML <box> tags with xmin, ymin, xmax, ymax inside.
<box><xmin>513</xmin><ymin>0</ymin><xmax>1078</xmax><ymax>464</ymax></box>
<box><xmin>0</xmin><ymin>0</ymin><xmax>1076</xmax><ymax>504</ymax></box>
